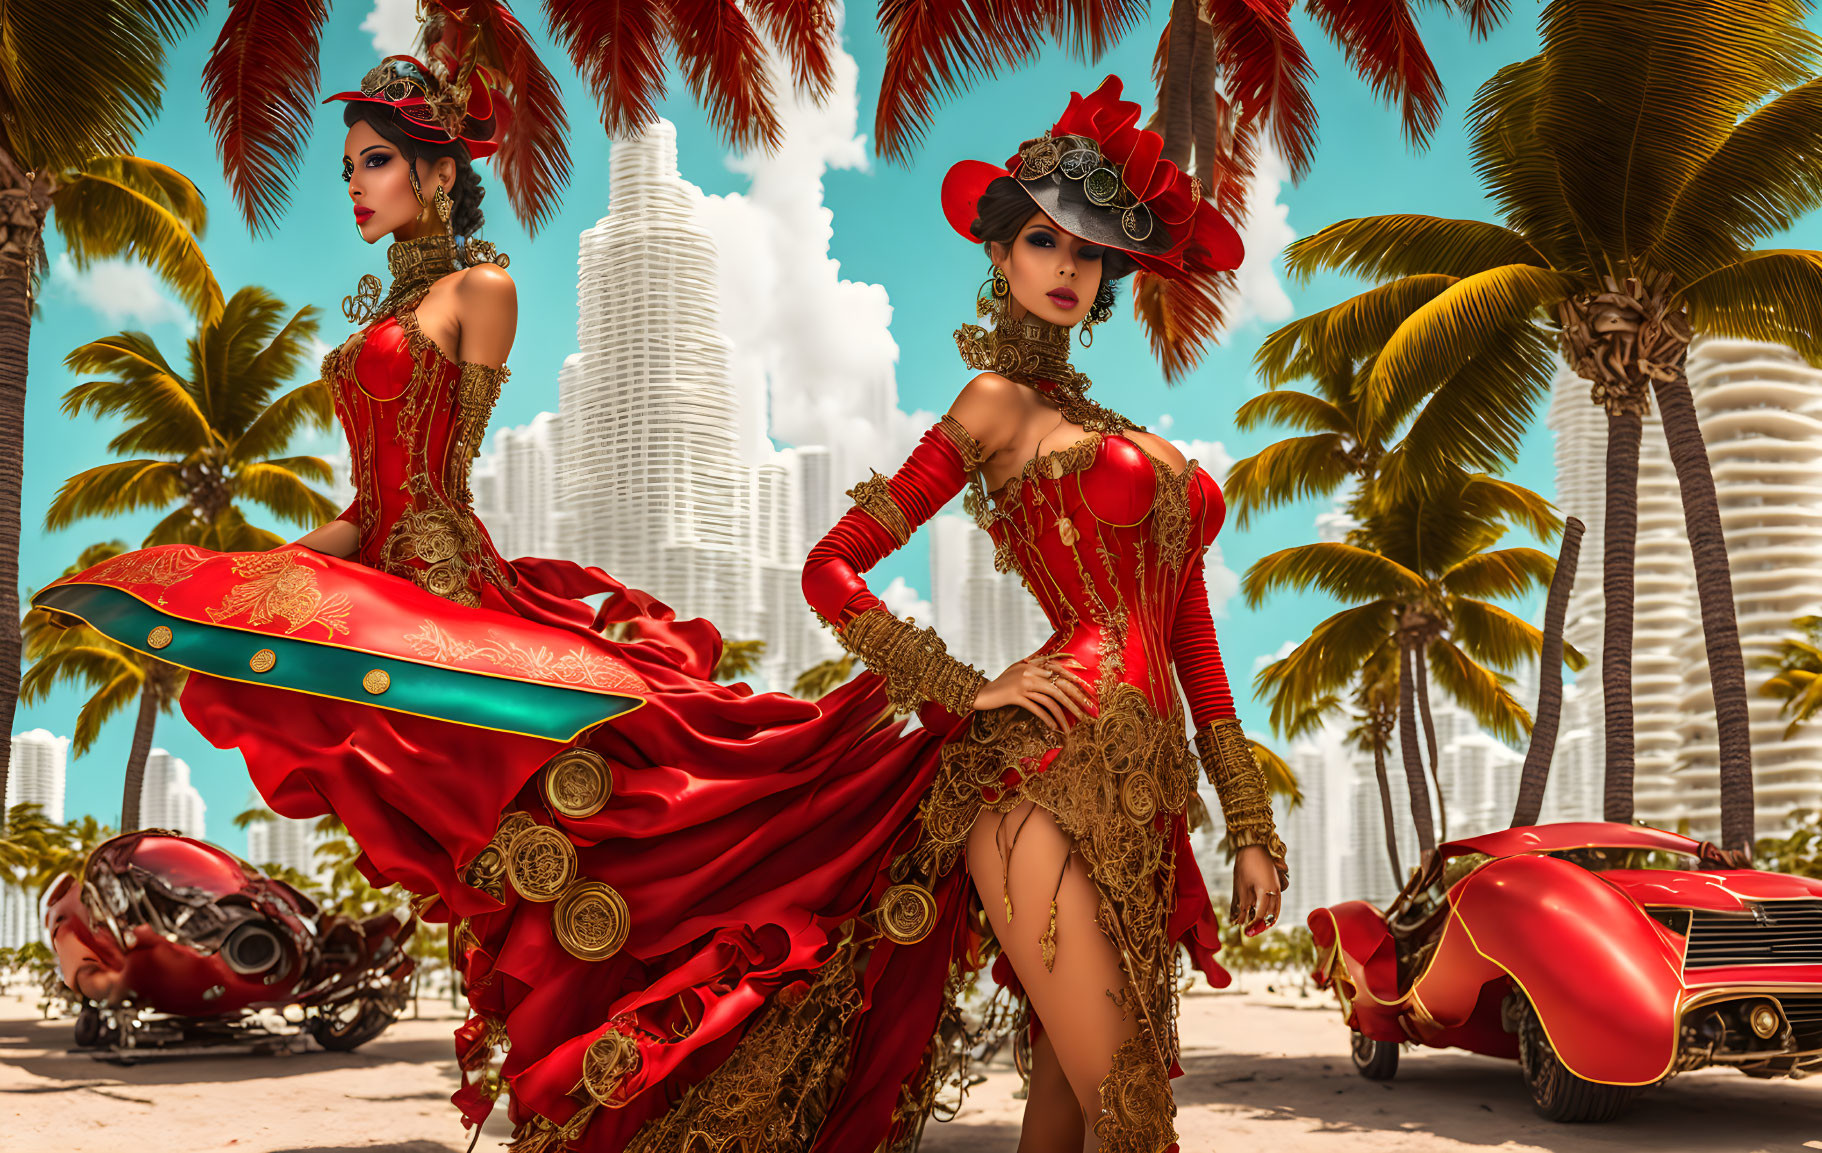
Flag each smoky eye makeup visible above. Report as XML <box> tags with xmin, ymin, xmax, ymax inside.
<box><xmin>1023</xmin><ymin>227</ymin><xmax>1058</xmax><ymax>248</ymax></box>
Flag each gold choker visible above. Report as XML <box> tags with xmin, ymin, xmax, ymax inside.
<box><xmin>343</xmin><ymin>233</ymin><xmax>458</xmax><ymax>325</ymax></box>
<box><xmin>955</xmin><ymin>293</ymin><xmax>1135</xmax><ymax>435</ymax></box>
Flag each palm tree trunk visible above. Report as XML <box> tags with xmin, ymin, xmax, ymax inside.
<box><xmin>1653</xmin><ymin>370</ymin><xmax>1755</xmax><ymax>853</ymax></box>
<box><xmin>1514</xmin><ymin>517</ymin><xmax>1586</xmax><ymax>827</ymax></box>
<box><xmin>1159</xmin><ymin>0</ymin><xmax>1199</xmax><ymax>169</ymax></box>
<box><xmin>1371</xmin><ymin>738</ymin><xmax>1403</xmax><ymax>890</ymax></box>
<box><xmin>1398</xmin><ymin>639</ymin><xmax>1437</xmax><ymax>854</ymax></box>
<box><xmin>120</xmin><ymin>689</ymin><xmax>159</xmax><ymax>831</ymax></box>
<box><xmin>1602</xmin><ymin>408</ymin><xmax>1643</xmax><ymax>825</ymax></box>
<box><xmin>0</xmin><ymin>156</ymin><xmax>41</xmax><ymax>819</ymax></box>
<box><xmin>1414</xmin><ymin>648</ymin><xmax>1447</xmax><ymax>842</ymax></box>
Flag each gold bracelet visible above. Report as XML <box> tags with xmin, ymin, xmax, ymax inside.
<box><xmin>846</xmin><ymin>470</ymin><xmax>912</xmax><ymax>546</ymax></box>
<box><xmin>1195</xmin><ymin>718</ymin><xmax>1288</xmax><ymax>869</ymax></box>
<box><xmin>836</xmin><ymin>606</ymin><xmax>985</xmax><ymax>717</ymax></box>
<box><xmin>936</xmin><ymin>414</ymin><xmax>986</xmax><ymax>473</ymax></box>
<box><xmin>449</xmin><ymin>361</ymin><xmax>509</xmax><ymax>505</ymax></box>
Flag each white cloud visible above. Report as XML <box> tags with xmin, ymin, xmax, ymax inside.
<box><xmin>1223</xmin><ymin>146</ymin><xmax>1296</xmax><ymax>334</ymax></box>
<box><xmin>51</xmin><ymin>254</ymin><xmax>188</xmax><ymax>328</ymax></box>
<box><xmin>692</xmin><ymin>13</ymin><xmax>934</xmax><ymax>488</ymax></box>
<box><xmin>362</xmin><ymin>0</ymin><xmax>419</xmax><ymax>55</ymax></box>
<box><xmin>1163</xmin><ymin>432</ymin><xmax>1235</xmax><ymax>482</ymax></box>
<box><xmin>879</xmin><ymin>576</ymin><xmax>934</xmax><ymax>624</ymax></box>
<box><xmin>1253</xmin><ymin>638</ymin><xmax>1298</xmax><ymax>675</ymax></box>
<box><xmin>1204</xmin><ymin>541</ymin><xmax>1239</xmax><ymax>620</ymax></box>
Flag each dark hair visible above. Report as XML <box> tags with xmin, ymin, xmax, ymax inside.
<box><xmin>969</xmin><ymin>176</ymin><xmax>1142</xmax><ymax>322</ymax></box>
<box><xmin>342</xmin><ymin>103</ymin><xmax>487</xmax><ymax>242</ymax></box>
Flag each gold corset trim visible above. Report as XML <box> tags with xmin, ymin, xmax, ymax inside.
<box><xmin>846</xmin><ymin>470</ymin><xmax>911</xmax><ymax>546</ymax></box>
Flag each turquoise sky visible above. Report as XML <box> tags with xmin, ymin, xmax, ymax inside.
<box><xmin>20</xmin><ymin>4</ymin><xmax>1814</xmax><ymax>852</ymax></box>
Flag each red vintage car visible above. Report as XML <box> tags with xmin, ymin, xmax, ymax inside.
<box><xmin>45</xmin><ymin>829</ymin><xmax>417</xmax><ymax>1055</ymax></box>
<box><xmin>1310</xmin><ymin>821</ymin><xmax>1822</xmax><ymax>1120</ymax></box>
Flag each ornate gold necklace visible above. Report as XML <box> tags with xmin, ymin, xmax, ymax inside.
<box><xmin>955</xmin><ymin>305</ymin><xmax>1136</xmax><ymax>435</ymax></box>
<box><xmin>343</xmin><ymin>233</ymin><xmax>458</xmax><ymax>326</ymax></box>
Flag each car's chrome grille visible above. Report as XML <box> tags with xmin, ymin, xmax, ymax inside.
<box><xmin>1782</xmin><ymin>993</ymin><xmax>1822</xmax><ymax>1044</ymax></box>
<box><xmin>1684</xmin><ymin>900</ymin><xmax>1822</xmax><ymax>969</ymax></box>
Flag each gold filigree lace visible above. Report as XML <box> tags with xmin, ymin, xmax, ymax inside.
<box><xmin>835</xmin><ymin>606</ymin><xmax>986</xmax><ymax>717</ymax></box>
<box><xmin>1197</xmin><ymin>718</ymin><xmax>1289</xmax><ymax>874</ymax></box>
<box><xmin>1094</xmin><ymin>1029</ymin><xmax>1176</xmax><ymax>1153</ymax></box>
<box><xmin>846</xmin><ymin>470</ymin><xmax>912</xmax><ymax>546</ymax></box>
<box><xmin>449</xmin><ymin>361</ymin><xmax>508</xmax><ymax>506</ymax></box>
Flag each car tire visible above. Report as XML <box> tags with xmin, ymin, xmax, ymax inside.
<box><xmin>73</xmin><ymin>1005</ymin><xmax>112</xmax><ymax>1049</ymax></box>
<box><xmin>306</xmin><ymin>998</ymin><xmax>399</xmax><ymax>1053</ymax></box>
<box><xmin>1517</xmin><ymin>998</ymin><xmax>1640</xmax><ymax>1122</ymax></box>
<box><xmin>1351</xmin><ymin>1029</ymin><xmax>1399</xmax><ymax>1080</ymax></box>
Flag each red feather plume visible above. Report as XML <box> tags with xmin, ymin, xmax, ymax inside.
<box><xmin>1304</xmin><ymin>0</ymin><xmax>1444</xmax><ymax>146</ymax></box>
<box><xmin>203</xmin><ymin>0</ymin><xmax>331</xmax><ymax>234</ymax></box>
<box><xmin>745</xmin><ymin>0</ymin><xmax>839</xmax><ymax>99</ymax></box>
<box><xmin>421</xmin><ymin>1</ymin><xmax>573</xmax><ymax>235</ymax></box>
<box><xmin>1204</xmin><ymin>0</ymin><xmax>1316</xmax><ymax>181</ymax></box>
<box><xmin>543</xmin><ymin>0</ymin><xmax>673</xmax><ymax>140</ymax></box>
<box><xmin>660</xmin><ymin>0</ymin><xmax>782</xmax><ymax>151</ymax></box>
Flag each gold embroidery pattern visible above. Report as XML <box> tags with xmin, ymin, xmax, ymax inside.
<box><xmin>206</xmin><ymin>552</ymin><xmax>352</xmax><ymax>639</ymax></box>
<box><xmin>554</xmin><ymin>880</ymin><xmax>630</xmax><ymax>961</ymax></box>
<box><xmin>403</xmin><ymin>619</ymin><xmax>643</xmax><ymax>693</ymax></box>
<box><xmin>936</xmin><ymin>414</ymin><xmax>985</xmax><ymax>472</ymax></box>
<box><xmin>89</xmin><ymin>546</ymin><xmax>210</xmax><ymax>603</ymax></box>
<box><xmin>846</xmin><ymin>470</ymin><xmax>912</xmax><ymax>546</ymax></box>
<box><xmin>834</xmin><ymin>606</ymin><xmax>985</xmax><ymax>717</ymax></box>
<box><xmin>1094</xmin><ymin>1029</ymin><xmax>1176</xmax><ymax>1153</ymax></box>
<box><xmin>1197</xmin><ymin>719</ymin><xmax>1289</xmax><ymax>872</ymax></box>
<box><xmin>450</xmin><ymin>361</ymin><xmax>508</xmax><ymax>506</ymax></box>
<box><xmin>624</xmin><ymin>938</ymin><xmax>863</xmax><ymax>1153</ymax></box>
<box><xmin>581</xmin><ymin>1027</ymin><xmax>643</xmax><ymax>1107</ymax></box>
<box><xmin>877</xmin><ymin>882</ymin><xmax>938</xmax><ymax>944</ymax></box>
<box><xmin>1150</xmin><ymin>453</ymin><xmax>1195</xmax><ymax>575</ymax></box>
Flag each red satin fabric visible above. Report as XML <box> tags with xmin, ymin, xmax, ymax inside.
<box><xmin>163</xmin><ymin>315</ymin><xmax>974</xmax><ymax>1149</ymax></box>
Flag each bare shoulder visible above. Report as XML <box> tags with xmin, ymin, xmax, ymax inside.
<box><xmin>453</xmin><ymin>262</ymin><xmax>517</xmax><ymax>366</ymax></box>
<box><xmin>456</xmin><ymin>261</ymin><xmax>516</xmax><ymax>301</ymax></box>
<box><xmin>1126</xmin><ymin>428</ymin><xmax>1188</xmax><ymax>473</ymax></box>
<box><xmin>947</xmin><ymin>372</ymin><xmax>1027</xmax><ymax>458</ymax></box>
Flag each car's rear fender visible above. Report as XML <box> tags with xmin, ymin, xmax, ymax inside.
<box><xmin>1450</xmin><ymin>853</ymin><xmax>1684</xmax><ymax>1085</ymax></box>
<box><xmin>1310</xmin><ymin>901</ymin><xmax>1404</xmax><ymax>1040</ymax></box>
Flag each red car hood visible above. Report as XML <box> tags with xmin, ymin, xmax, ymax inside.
<box><xmin>1598</xmin><ymin>867</ymin><xmax>1822</xmax><ymax>911</ymax></box>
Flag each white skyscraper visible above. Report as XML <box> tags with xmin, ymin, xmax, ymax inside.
<box><xmin>1</xmin><ymin>730</ymin><xmax>69</xmax><ymax>949</ymax></box>
<box><xmin>139</xmin><ymin>749</ymin><xmax>206</xmax><ymax>841</ymax></box>
<box><xmin>556</xmin><ymin>120</ymin><xmax>755</xmax><ymax>640</ymax></box>
<box><xmin>927</xmin><ymin>513</ymin><xmax>1053</xmax><ymax>673</ymax></box>
<box><xmin>246</xmin><ymin>811</ymin><xmax>323</xmax><ymax>881</ymax></box>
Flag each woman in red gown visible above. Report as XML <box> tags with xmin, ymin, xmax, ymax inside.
<box><xmin>799</xmin><ymin>77</ymin><xmax>1288</xmax><ymax>1150</ymax></box>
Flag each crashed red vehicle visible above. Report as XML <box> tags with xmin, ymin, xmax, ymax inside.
<box><xmin>45</xmin><ymin>829</ymin><xmax>416</xmax><ymax>1055</ymax></box>
<box><xmin>1310</xmin><ymin>821</ymin><xmax>1822</xmax><ymax>1120</ymax></box>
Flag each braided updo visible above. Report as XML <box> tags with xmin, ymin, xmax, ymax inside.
<box><xmin>341</xmin><ymin>102</ymin><xmax>488</xmax><ymax>247</ymax></box>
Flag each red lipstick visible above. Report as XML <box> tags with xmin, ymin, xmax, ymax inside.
<box><xmin>353</xmin><ymin>206</ymin><xmax>374</xmax><ymax>224</ymax></box>
<box><xmin>1047</xmin><ymin>287</ymin><xmax>1078</xmax><ymax>308</ymax></box>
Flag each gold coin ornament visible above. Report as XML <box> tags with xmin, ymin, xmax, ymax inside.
<box><xmin>363</xmin><ymin>668</ymin><xmax>391</xmax><ymax>695</ymax></box>
<box><xmin>878</xmin><ymin>882</ymin><xmax>938</xmax><ymax>945</ymax></box>
<box><xmin>580</xmin><ymin>1028</ymin><xmax>642</xmax><ymax>1106</ymax></box>
<box><xmin>554</xmin><ymin>880</ymin><xmax>631</xmax><ymax>962</ymax></box>
<box><xmin>544</xmin><ymin>748</ymin><xmax>613</xmax><ymax>819</ymax></box>
<box><xmin>465</xmin><ymin>843</ymin><xmax>506</xmax><ymax>887</ymax></box>
<box><xmin>491</xmin><ymin>811</ymin><xmax>537</xmax><ymax>850</ymax></box>
<box><xmin>249</xmin><ymin>648</ymin><xmax>277</xmax><ymax>674</ymax></box>
<box><xmin>147</xmin><ymin>625</ymin><xmax>173</xmax><ymax>650</ymax></box>
<box><xmin>505</xmin><ymin>823</ymin><xmax>576</xmax><ymax>902</ymax></box>
<box><xmin>1120</xmin><ymin>770</ymin><xmax>1160</xmax><ymax>825</ymax></box>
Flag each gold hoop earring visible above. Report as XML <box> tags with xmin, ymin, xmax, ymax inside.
<box><xmin>434</xmin><ymin>184</ymin><xmax>453</xmax><ymax>225</ymax></box>
<box><xmin>991</xmin><ymin>266</ymin><xmax>1010</xmax><ymax>298</ymax></box>
<box><xmin>1078</xmin><ymin>318</ymin><xmax>1096</xmax><ymax>348</ymax></box>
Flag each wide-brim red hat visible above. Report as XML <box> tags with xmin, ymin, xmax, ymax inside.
<box><xmin>325</xmin><ymin>55</ymin><xmax>499</xmax><ymax>160</ymax></box>
<box><xmin>941</xmin><ymin>76</ymin><xmax>1242</xmax><ymax>281</ymax></box>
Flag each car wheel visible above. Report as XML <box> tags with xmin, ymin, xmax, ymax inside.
<box><xmin>306</xmin><ymin>998</ymin><xmax>400</xmax><ymax>1053</ymax></box>
<box><xmin>72</xmin><ymin>1005</ymin><xmax>113</xmax><ymax>1049</ymax></box>
<box><xmin>1351</xmin><ymin>1029</ymin><xmax>1399</xmax><ymax>1080</ymax></box>
<box><xmin>1517</xmin><ymin>998</ymin><xmax>1640</xmax><ymax>1122</ymax></box>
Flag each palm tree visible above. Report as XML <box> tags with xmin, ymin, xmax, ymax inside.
<box><xmin>1758</xmin><ymin>616</ymin><xmax>1822</xmax><ymax>739</ymax></box>
<box><xmin>0</xmin><ymin>0</ymin><xmax>218</xmax><ymax>816</ymax></box>
<box><xmin>22</xmin><ymin>543</ymin><xmax>185</xmax><ymax>831</ymax></box>
<box><xmin>47</xmin><ymin>285</ymin><xmax>335</xmax><ymax>552</ymax></box>
<box><xmin>1249</xmin><ymin>470</ymin><xmax>1574</xmax><ymax>857</ymax></box>
<box><xmin>793</xmin><ymin>655</ymin><xmax>857</xmax><ymax>701</ymax></box>
<box><xmin>1511</xmin><ymin>516</ymin><xmax>1585</xmax><ymax>827</ymax></box>
<box><xmin>1278</xmin><ymin>0</ymin><xmax>1822</xmax><ymax>855</ymax></box>
<box><xmin>712</xmin><ymin>639</ymin><xmax>767</xmax><ymax>682</ymax></box>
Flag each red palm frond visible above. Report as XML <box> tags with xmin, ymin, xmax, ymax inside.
<box><xmin>1192</xmin><ymin>15</ymin><xmax>1259</xmax><ymax>226</ymax></box>
<box><xmin>874</xmin><ymin>0</ymin><xmax>1050</xmax><ymax>163</ymax></box>
<box><xmin>1133</xmin><ymin>267</ymin><xmax>1233</xmax><ymax>382</ymax></box>
<box><xmin>1451</xmin><ymin>0</ymin><xmax>1510</xmax><ymax>38</ymax></box>
<box><xmin>1048</xmin><ymin>0</ymin><xmax>1151</xmax><ymax>62</ymax></box>
<box><xmin>422</xmin><ymin>2</ymin><xmax>573</xmax><ymax>234</ymax></box>
<box><xmin>1205</xmin><ymin>0</ymin><xmax>1315</xmax><ymax>180</ymax></box>
<box><xmin>661</xmin><ymin>0</ymin><xmax>781</xmax><ymax>151</ymax></box>
<box><xmin>745</xmin><ymin>0</ymin><xmax>838</xmax><ymax>98</ymax></box>
<box><xmin>543</xmin><ymin>0</ymin><xmax>671</xmax><ymax>139</ymax></box>
<box><xmin>1305</xmin><ymin>0</ymin><xmax>1444</xmax><ymax>145</ymax></box>
<box><xmin>202</xmin><ymin>0</ymin><xmax>330</xmax><ymax>233</ymax></box>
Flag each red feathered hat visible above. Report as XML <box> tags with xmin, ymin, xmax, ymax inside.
<box><xmin>941</xmin><ymin>76</ymin><xmax>1242</xmax><ymax>280</ymax></box>
<box><xmin>325</xmin><ymin>55</ymin><xmax>499</xmax><ymax>160</ymax></box>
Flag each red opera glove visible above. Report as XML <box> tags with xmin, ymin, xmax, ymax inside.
<box><xmin>1171</xmin><ymin>551</ymin><xmax>1238</xmax><ymax>728</ymax></box>
<box><xmin>802</xmin><ymin>416</ymin><xmax>989</xmax><ymax>715</ymax></box>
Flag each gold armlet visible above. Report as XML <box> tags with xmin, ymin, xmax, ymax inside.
<box><xmin>449</xmin><ymin>361</ymin><xmax>509</xmax><ymax>505</ymax></box>
<box><xmin>1195</xmin><ymin>719</ymin><xmax>1288</xmax><ymax>869</ymax></box>
<box><xmin>836</xmin><ymin>606</ymin><xmax>985</xmax><ymax>717</ymax></box>
<box><xmin>846</xmin><ymin>470</ymin><xmax>912</xmax><ymax>546</ymax></box>
<box><xmin>936</xmin><ymin>414</ymin><xmax>986</xmax><ymax>473</ymax></box>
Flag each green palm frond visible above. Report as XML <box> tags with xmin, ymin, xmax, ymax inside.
<box><xmin>1465</xmin><ymin>57</ymin><xmax>1585</xmax><ymax>273</ymax></box>
<box><xmin>189</xmin><ymin>288</ymin><xmax>300</xmax><ymax>435</ymax></box>
<box><xmin>1441</xmin><ymin>547</ymin><xmax>1558</xmax><ymax>601</ymax></box>
<box><xmin>232</xmin><ymin>806</ymin><xmax>276</xmax><ymax>830</ymax></box>
<box><xmin>1458</xmin><ymin>475</ymin><xmax>1563</xmax><ymax>541</ymax></box>
<box><xmin>1256</xmin><ymin>604</ymin><xmax>1400</xmax><ymax>734</ymax></box>
<box><xmin>1233</xmin><ymin>390</ymin><xmax>1352</xmax><ymax>436</ymax></box>
<box><xmin>1448</xmin><ymin>598</ymin><xmax>1546</xmax><ymax>670</ymax></box>
<box><xmin>1532</xmin><ymin>0</ymin><xmax>1819</xmax><ymax>261</ymax></box>
<box><xmin>792</xmin><ymin>655</ymin><xmax>856</xmax><ymax>700</ymax></box>
<box><xmin>1651</xmin><ymin>78</ymin><xmax>1822</xmax><ymax>281</ymax></box>
<box><xmin>713</xmin><ymin>638</ymin><xmax>767</xmax><ymax>681</ymax></box>
<box><xmin>1255</xmin><ymin>275</ymin><xmax>1455</xmax><ymax>386</ymax></box>
<box><xmin>1249</xmin><ymin>741</ymin><xmax>1303</xmax><ymax>809</ymax></box>
<box><xmin>64</xmin><ymin>332</ymin><xmax>212</xmax><ymax>456</ymax></box>
<box><xmin>1242</xmin><ymin>543</ymin><xmax>1423</xmax><ymax>610</ymax></box>
<box><xmin>1679</xmin><ymin>250</ymin><xmax>1822</xmax><ymax>366</ymax></box>
<box><xmin>1283</xmin><ymin>215</ymin><xmax>1549</xmax><ymax>285</ymax></box>
<box><xmin>232</xmin><ymin>379</ymin><xmax>334</xmax><ymax>462</ymax></box>
<box><xmin>44</xmin><ymin>459</ymin><xmax>184</xmax><ymax>530</ymax></box>
<box><xmin>1224</xmin><ymin>435</ymin><xmax>1357</xmax><ymax>529</ymax></box>
<box><xmin>1365</xmin><ymin>264</ymin><xmax>1579</xmax><ymax>428</ymax></box>
<box><xmin>233</xmin><ymin>461</ymin><xmax>339</xmax><ymax>526</ymax></box>
<box><xmin>1426</xmin><ymin>636</ymin><xmax>1530</xmax><ymax>743</ymax></box>
<box><xmin>1381</xmin><ymin>320</ymin><xmax>1555</xmax><ymax>471</ymax></box>
<box><xmin>50</xmin><ymin>155</ymin><xmax>220</xmax><ymax>318</ymax></box>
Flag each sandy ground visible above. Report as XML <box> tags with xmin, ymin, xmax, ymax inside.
<box><xmin>1</xmin><ymin>981</ymin><xmax>1818</xmax><ymax>1153</ymax></box>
